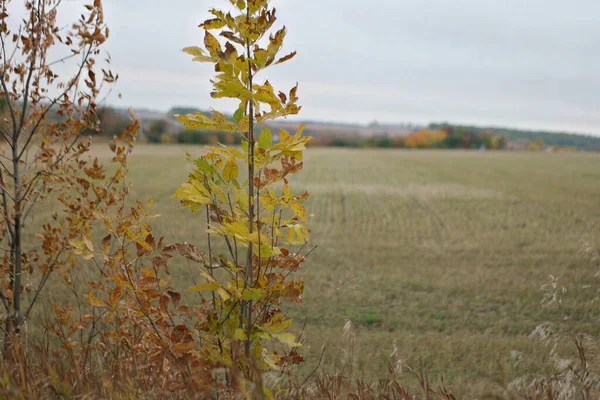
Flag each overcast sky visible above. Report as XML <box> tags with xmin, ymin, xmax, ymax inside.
<box><xmin>85</xmin><ymin>0</ymin><xmax>600</xmax><ymax>134</ymax></box>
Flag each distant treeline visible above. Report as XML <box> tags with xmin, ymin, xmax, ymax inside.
<box><xmin>430</xmin><ymin>123</ymin><xmax>600</xmax><ymax>151</ymax></box>
<box><xmin>309</xmin><ymin>126</ymin><xmax>507</xmax><ymax>149</ymax></box>
<box><xmin>308</xmin><ymin>124</ymin><xmax>597</xmax><ymax>151</ymax></box>
<box><xmin>86</xmin><ymin>106</ymin><xmax>599</xmax><ymax>151</ymax></box>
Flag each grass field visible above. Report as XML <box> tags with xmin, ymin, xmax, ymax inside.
<box><xmin>35</xmin><ymin>145</ymin><xmax>600</xmax><ymax>396</ymax></box>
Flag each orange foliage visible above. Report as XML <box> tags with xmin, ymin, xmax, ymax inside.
<box><xmin>403</xmin><ymin>129</ymin><xmax>447</xmax><ymax>148</ymax></box>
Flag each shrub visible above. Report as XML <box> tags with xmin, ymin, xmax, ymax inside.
<box><xmin>160</xmin><ymin>133</ymin><xmax>175</xmax><ymax>144</ymax></box>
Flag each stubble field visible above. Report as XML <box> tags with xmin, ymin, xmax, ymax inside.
<box><xmin>37</xmin><ymin>145</ymin><xmax>600</xmax><ymax>395</ymax></box>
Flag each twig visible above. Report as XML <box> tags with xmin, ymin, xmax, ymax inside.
<box><xmin>301</xmin><ymin>343</ymin><xmax>326</xmax><ymax>388</ymax></box>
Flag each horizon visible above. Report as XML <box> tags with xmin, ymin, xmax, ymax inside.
<box><xmin>116</xmin><ymin>104</ymin><xmax>600</xmax><ymax>138</ymax></box>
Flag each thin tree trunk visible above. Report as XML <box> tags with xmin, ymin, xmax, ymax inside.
<box><xmin>243</xmin><ymin>6</ymin><xmax>255</xmax><ymax>357</ymax></box>
<box><xmin>11</xmin><ymin>128</ymin><xmax>21</xmax><ymax>337</ymax></box>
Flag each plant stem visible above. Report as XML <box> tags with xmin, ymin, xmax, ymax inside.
<box><xmin>243</xmin><ymin>5</ymin><xmax>255</xmax><ymax>357</ymax></box>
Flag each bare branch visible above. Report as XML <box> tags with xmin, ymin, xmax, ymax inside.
<box><xmin>16</xmin><ymin>2</ymin><xmax>42</xmax><ymax>142</ymax></box>
<box><xmin>22</xmin><ymin>247</ymin><xmax>65</xmax><ymax>323</ymax></box>
<box><xmin>18</xmin><ymin>43</ymin><xmax>94</xmax><ymax>161</ymax></box>
<box><xmin>0</xmin><ymin>168</ymin><xmax>13</xmax><ymax>244</ymax></box>
<box><xmin>47</xmin><ymin>52</ymin><xmax>77</xmax><ymax>67</ymax></box>
<box><xmin>0</xmin><ymin>288</ymin><xmax>10</xmax><ymax>313</ymax></box>
<box><xmin>0</xmin><ymin>32</ymin><xmax>18</xmax><ymax>140</ymax></box>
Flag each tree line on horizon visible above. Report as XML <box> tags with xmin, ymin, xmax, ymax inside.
<box><xmin>24</xmin><ymin>102</ymin><xmax>598</xmax><ymax>151</ymax></box>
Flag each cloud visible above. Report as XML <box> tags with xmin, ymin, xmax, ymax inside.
<box><xmin>89</xmin><ymin>0</ymin><xmax>600</xmax><ymax>134</ymax></box>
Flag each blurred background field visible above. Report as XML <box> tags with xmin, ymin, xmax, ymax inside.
<box><xmin>55</xmin><ymin>144</ymin><xmax>599</xmax><ymax>396</ymax></box>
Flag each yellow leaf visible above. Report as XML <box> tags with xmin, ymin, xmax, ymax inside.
<box><xmin>279</xmin><ymin>129</ymin><xmax>290</xmax><ymax>143</ymax></box>
<box><xmin>68</xmin><ymin>239</ymin><xmax>84</xmax><ymax>251</ymax></box>
<box><xmin>270</xmin><ymin>332</ymin><xmax>301</xmax><ymax>347</ymax></box>
<box><xmin>110</xmin><ymin>274</ymin><xmax>134</xmax><ymax>289</ymax></box>
<box><xmin>286</xmin><ymin>228</ymin><xmax>295</xmax><ymax>243</ymax></box>
<box><xmin>258</xmin><ymin>128</ymin><xmax>272</xmax><ymax>149</ymax></box>
<box><xmin>86</xmin><ymin>292</ymin><xmax>106</xmax><ymax>308</ymax></box>
<box><xmin>182</xmin><ymin>46</ymin><xmax>203</xmax><ymax>57</ymax></box>
<box><xmin>175</xmin><ymin>111</ymin><xmax>239</xmax><ymax>133</ymax></box>
<box><xmin>201</xmin><ymin>18</ymin><xmax>226</xmax><ymax>30</ymax></box>
<box><xmin>140</xmin><ymin>267</ymin><xmax>156</xmax><ymax>279</ymax></box>
<box><xmin>188</xmin><ymin>282</ymin><xmax>221</xmax><ymax>292</ymax></box>
<box><xmin>212</xmin><ymin>75</ymin><xmax>253</xmax><ymax>102</ymax></box>
<box><xmin>226</xmin><ymin>147</ymin><xmax>244</xmax><ymax>159</ymax></box>
<box><xmin>259</xmin><ymin>244</ymin><xmax>280</xmax><ymax>258</ymax></box>
<box><xmin>254</xmin><ymin>81</ymin><xmax>280</xmax><ymax>108</ymax></box>
<box><xmin>199</xmin><ymin>271</ymin><xmax>216</xmax><ymax>283</ymax></box>
<box><xmin>240</xmin><ymin>287</ymin><xmax>266</xmax><ymax>301</ymax></box>
<box><xmin>290</xmin><ymin>203</ymin><xmax>307</xmax><ymax>221</ymax></box>
<box><xmin>223</xmin><ymin>158</ymin><xmax>238</xmax><ymax>182</ymax></box>
<box><xmin>263</xmin><ymin>314</ymin><xmax>293</xmax><ymax>333</ymax></box>
<box><xmin>136</xmin><ymin>240</ymin><xmax>153</xmax><ymax>252</ymax></box>
<box><xmin>204</xmin><ymin>31</ymin><xmax>222</xmax><ymax>57</ymax></box>
<box><xmin>283</xmin><ymin>179</ymin><xmax>291</xmax><ymax>201</ymax></box>
<box><xmin>172</xmin><ymin>182</ymin><xmax>211</xmax><ymax>205</ymax></box>
<box><xmin>83</xmin><ymin>237</ymin><xmax>94</xmax><ymax>253</ymax></box>
<box><xmin>234</xmin><ymin>328</ymin><xmax>246</xmax><ymax>340</ymax></box>
<box><xmin>294</xmin><ymin>123</ymin><xmax>306</xmax><ymax>138</ymax></box>
<box><xmin>216</xmin><ymin>287</ymin><xmax>231</xmax><ymax>301</ymax></box>
<box><xmin>108</xmin><ymin>287</ymin><xmax>122</xmax><ymax>308</ymax></box>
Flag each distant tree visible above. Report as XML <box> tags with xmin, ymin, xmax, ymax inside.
<box><xmin>405</xmin><ymin>129</ymin><xmax>447</xmax><ymax>148</ymax></box>
<box><xmin>442</xmin><ymin>127</ymin><xmax>466</xmax><ymax>148</ymax></box>
<box><xmin>480</xmin><ymin>131</ymin><xmax>494</xmax><ymax>149</ymax></box>
<box><xmin>331</xmin><ymin>138</ymin><xmax>353</xmax><ymax>147</ymax></box>
<box><xmin>394</xmin><ymin>136</ymin><xmax>406</xmax><ymax>148</ymax></box>
<box><xmin>431</xmin><ymin>122</ymin><xmax>600</xmax><ymax>151</ymax></box>
<box><xmin>146</xmin><ymin>119</ymin><xmax>167</xmax><ymax>143</ymax></box>
<box><xmin>526</xmin><ymin>138</ymin><xmax>546</xmax><ymax>151</ymax></box>
<box><xmin>535</xmin><ymin>137</ymin><xmax>546</xmax><ymax>149</ymax></box>
<box><xmin>496</xmin><ymin>136</ymin><xmax>507</xmax><ymax>149</ymax></box>
<box><xmin>176</xmin><ymin>130</ymin><xmax>210</xmax><ymax>144</ymax></box>
<box><xmin>96</xmin><ymin>106</ymin><xmax>129</xmax><ymax>137</ymax></box>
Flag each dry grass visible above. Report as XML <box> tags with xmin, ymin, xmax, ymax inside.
<box><xmin>27</xmin><ymin>145</ymin><xmax>600</xmax><ymax>398</ymax></box>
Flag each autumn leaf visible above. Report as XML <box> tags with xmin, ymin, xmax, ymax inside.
<box><xmin>223</xmin><ymin>157</ymin><xmax>238</xmax><ymax>182</ymax></box>
<box><xmin>258</xmin><ymin>128</ymin><xmax>272</xmax><ymax>149</ymax></box>
<box><xmin>204</xmin><ymin>31</ymin><xmax>222</xmax><ymax>57</ymax></box>
<box><xmin>201</xmin><ymin>18</ymin><xmax>226</xmax><ymax>30</ymax></box>
<box><xmin>270</xmin><ymin>332</ymin><xmax>301</xmax><ymax>347</ymax></box>
<box><xmin>108</xmin><ymin>287</ymin><xmax>122</xmax><ymax>308</ymax></box>
<box><xmin>172</xmin><ymin>342</ymin><xmax>196</xmax><ymax>354</ymax></box>
<box><xmin>234</xmin><ymin>328</ymin><xmax>246</xmax><ymax>340</ymax></box>
<box><xmin>263</xmin><ymin>314</ymin><xmax>293</xmax><ymax>333</ymax></box>
<box><xmin>275</xmin><ymin>51</ymin><xmax>296</xmax><ymax>65</ymax></box>
<box><xmin>290</xmin><ymin>203</ymin><xmax>307</xmax><ymax>221</ymax></box>
<box><xmin>86</xmin><ymin>291</ymin><xmax>106</xmax><ymax>308</ymax></box>
<box><xmin>240</xmin><ymin>287</ymin><xmax>266</xmax><ymax>301</ymax></box>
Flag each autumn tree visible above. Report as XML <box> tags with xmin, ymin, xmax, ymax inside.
<box><xmin>0</xmin><ymin>0</ymin><xmax>119</xmax><ymax>348</ymax></box>
<box><xmin>404</xmin><ymin>128</ymin><xmax>447</xmax><ymax>148</ymax></box>
<box><xmin>172</xmin><ymin>0</ymin><xmax>311</xmax><ymax>381</ymax></box>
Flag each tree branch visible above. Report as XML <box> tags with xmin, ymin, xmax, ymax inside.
<box><xmin>16</xmin><ymin>1</ymin><xmax>42</xmax><ymax>141</ymax></box>
<box><xmin>0</xmin><ymin>288</ymin><xmax>10</xmax><ymax>313</ymax></box>
<box><xmin>22</xmin><ymin>247</ymin><xmax>64</xmax><ymax>323</ymax></box>
<box><xmin>18</xmin><ymin>43</ymin><xmax>94</xmax><ymax>161</ymax></box>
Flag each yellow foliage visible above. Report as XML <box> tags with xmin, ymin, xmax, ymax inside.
<box><xmin>404</xmin><ymin>129</ymin><xmax>447</xmax><ymax>148</ymax></box>
<box><xmin>160</xmin><ymin>133</ymin><xmax>175</xmax><ymax>144</ymax></box>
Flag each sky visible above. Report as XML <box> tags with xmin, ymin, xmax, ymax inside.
<box><xmin>65</xmin><ymin>0</ymin><xmax>600</xmax><ymax>134</ymax></box>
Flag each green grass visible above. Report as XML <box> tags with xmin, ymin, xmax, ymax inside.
<box><xmin>33</xmin><ymin>145</ymin><xmax>600</xmax><ymax>396</ymax></box>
